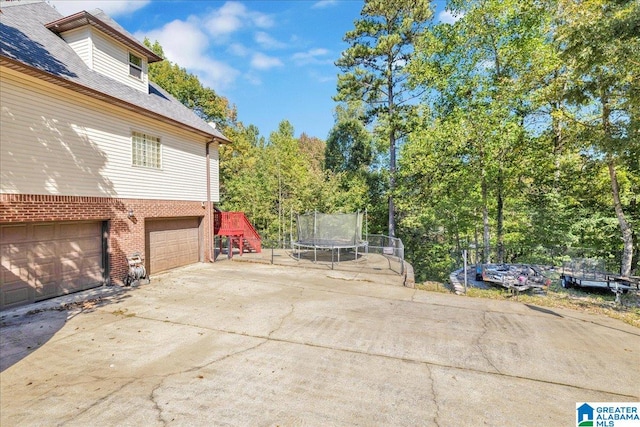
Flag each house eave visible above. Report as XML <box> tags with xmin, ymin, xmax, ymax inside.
<box><xmin>0</xmin><ymin>56</ymin><xmax>231</xmax><ymax>144</ymax></box>
<box><xmin>45</xmin><ymin>11</ymin><xmax>163</xmax><ymax>63</ymax></box>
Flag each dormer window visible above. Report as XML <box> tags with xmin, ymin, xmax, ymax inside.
<box><xmin>129</xmin><ymin>53</ymin><xmax>143</xmax><ymax>79</ymax></box>
<box><xmin>46</xmin><ymin>10</ymin><xmax>162</xmax><ymax>92</ymax></box>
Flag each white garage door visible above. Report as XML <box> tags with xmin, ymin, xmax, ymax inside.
<box><xmin>0</xmin><ymin>221</ymin><xmax>105</xmax><ymax>310</ymax></box>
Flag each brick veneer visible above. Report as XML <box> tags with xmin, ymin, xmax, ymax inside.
<box><xmin>0</xmin><ymin>194</ymin><xmax>214</xmax><ymax>285</ymax></box>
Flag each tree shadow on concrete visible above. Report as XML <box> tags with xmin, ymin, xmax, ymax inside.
<box><xmin>0</xmin><ymin>286</ymin><xmax>136</xmax><ymax>372</ymax></box>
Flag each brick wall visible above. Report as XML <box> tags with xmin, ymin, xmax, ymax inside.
<box><xmin>0</xmin><ymin>194</ymin><xmax>214</xmax><ymax>285</ymax></box>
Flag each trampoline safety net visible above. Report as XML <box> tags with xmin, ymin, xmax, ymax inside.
<box><xmin>296</xmin><ymin>212</ymin><xmax>365</xmax><ymax>248</ymax></box>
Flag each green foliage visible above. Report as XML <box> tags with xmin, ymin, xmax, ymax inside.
<box><xmin>325</xmin><ymin>103</ymin><xmax>373</xmax><ymax>174</ymax></box>
<box><xmin>398</xmin><ymin>0</ymin><xmax>638</xmax><ymax>280</ymax></box>
<box><xmin>552</xmin><ymin>0</ymin><xmax>639</xmax><ymax>275</ymax></box>
<box><xmin>144</xmin><ymin>39</ymin><xmax>232</xmax><ymax>125</ymax></box>
<box><xmin>146</xmin><ymin>4</ymin><xmax>639</xmax><ymax>282</ymax></box>
<box><xmin>336</xmin><ymin>0</ymin><xmax>433</xmax><ymax>237</ymax></box>
<box><xmin>144</xmin><ymin>40</ymin><xmax>363</xmax><ymax>248</ymax></box>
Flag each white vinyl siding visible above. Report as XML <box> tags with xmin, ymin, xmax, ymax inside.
<box><xmin>60</xmin><ymin>28</ymin><xmax>92</xmax><ymax>68</ymax></box>
<box><xmin>0</xmin><ymin>68</ymin><xmax>219</xmax><ymax>202</ymax></box>
<box><xmin>91</xmin><ymin>30</ymin><xmax>148</xmax><ymax>93</ymax></box>
<box><xmin>59</xmin><ymin>28</ymin><xmax>148</xmax><ymax>93</ymax></box>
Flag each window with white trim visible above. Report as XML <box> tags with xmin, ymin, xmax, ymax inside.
<box><xmin>131</xmin><ymin>131</ymin><xmax>161</xmax><ymax>169</ymax></box>
<box><xmin>129</xmin><ymin>52</ymin><xmax>143</xmax><ymax>79</ymax></box>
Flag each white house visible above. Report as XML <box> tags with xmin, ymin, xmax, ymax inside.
<box><xmin>0</xmin><ymin>1</ymin><xmax>230</xmax><ymax>309</ymax></box>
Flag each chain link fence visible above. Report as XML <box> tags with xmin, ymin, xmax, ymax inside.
<box><xmin>217</xmin><ymin>234</ymin><xmax>405</xmax><ymax>277</ymax></box>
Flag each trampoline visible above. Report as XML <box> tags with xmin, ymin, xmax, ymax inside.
<box><xmin>292</xmin><ymin>211</ymin><xmax>368</xmax><ymax>263</ymax></box>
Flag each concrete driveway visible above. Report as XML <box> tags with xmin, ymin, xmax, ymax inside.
<box><xmin>1</xmin><ymin>260</ymin><xmax>638</xmax><ymax>426</ymax></box>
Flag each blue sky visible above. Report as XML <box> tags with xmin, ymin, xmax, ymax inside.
<box><xmin>49</xmin><ymin>1</ymin><xmax>457</xmax><ymax>141</ymax></box>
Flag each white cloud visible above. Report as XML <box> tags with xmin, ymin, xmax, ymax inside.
<box><xmin>77</xmin><ymin>1</ymin><xmax>282</xmax><ymax>89</ymax></box>
<box><xmin>139</xmin><ymin>19</ymin><xmax>207</xmax><ymax>69</ymax></box>
<box><xmin>437</xmin><ymin>9</ymin><xmax>464</xmax><ymax>25</ymax></box>
<box><xmin>49</xmin><ymin>0</ymin><xmax>150</xmax><ymax>17</ymax></box>
<box><xmin>204</xmin><ymin>2</ymin><xmax>246</xmax><ymax>36</ymax></box>
<box><xmin>228</xmin><ymin>43</ymin><xmax>250</xmax><ymax>57</ymax></box>
<box><xmin>312</xmin><ymin>0</ymin><xmax>338</xmax><ymax>9</ymax></box>
<box><xmin>204</xmin><ymin>1</ymin><xmax>273</xmax><ymax>38</ymax></box>
<box><xmin>136</xmin><ymin>19</ymin><xmax>239</xmax><ymax>90</ymax></box>
<box><xmin>255</xmin><ymin>32</ymin><xmax>286</xmax><ymax>50</ymax></box>
<box><xmin>308</xmin><ymin>70</ymin><xmax>334</xmax><ymax>83</ymax></box>
<box><xmin>250</xmin><ymin>53</ymin><xmax>283</xmax><ymax>70</ymax></box>
<box><xmin>243</xmin><ymin>71</ymin><xmax>262</xmax><ymax>86</ymax></box>
<box><xmin>292</xmin><ymin>48</ymin><xmax>331</xmax><ymax>66</ymax></box>
<box><xmin>252</xmin><ymin>13</ymin><xmax>275</xmax><ymax>29</ymax></box>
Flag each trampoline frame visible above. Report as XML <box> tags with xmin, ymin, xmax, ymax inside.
<box><xmin>292</xmin><ymin>212</ymin><xmax>368</xmax><ymax>264</ymax></box>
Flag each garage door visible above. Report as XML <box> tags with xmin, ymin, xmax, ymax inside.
<box><xmin>0</xmin><ymin>221</ymin><xmax>105</xmax><ymax>310</ymax></box>
<box><xmin>147</xmin><ymin>217</ymin><xmax>200</xmax><ymax>274</ymax></box>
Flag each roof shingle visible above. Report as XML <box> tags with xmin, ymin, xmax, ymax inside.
<box><xmin>0</xmin><ymin>1</ymin><xmax>230</xmax><ymax>143</ymax></box>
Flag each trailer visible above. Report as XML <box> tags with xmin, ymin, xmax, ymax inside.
<box><xmin>560</xmin><ymin>258</ymin><xmax>639</xmax><ymax>294</ymax></box>
<box><xmin>476</xmin><ymin>263</ymin><xmax>550</xmax><ymax>293</ymax></box>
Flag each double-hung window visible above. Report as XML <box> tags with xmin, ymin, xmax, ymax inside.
<box><xmin>129</xmin><ymin>52</ymin><xmax>143</xmax><ymax>79</ymax></box>
<box><xmin>131</xmin><ymin>131</ymin><xmax>161</xmax><ymax>169</ymax></box>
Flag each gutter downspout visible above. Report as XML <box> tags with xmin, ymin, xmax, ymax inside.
<box><xmin>206</xmin><ymin>139</ymin><xmax>215</xmax><ymax>263</ymax></box>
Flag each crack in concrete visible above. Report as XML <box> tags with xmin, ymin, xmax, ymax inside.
<box><xmin>426</xmin><ymin>364</ymin><xmax>441</xmax><ymax>427</ymax></box>
<box><xmin>139</xmin><ymin>339</ymin><xmax>270</xmax><ymax>426</ymax></box>
<box><xmin>268</xmin><ymin>287</ymin><xmax>303</xmax><ymax>338</ymax></box>
<box><xmin>269</xmin><ymin>303</ymin><xmax>296</xmax><ymax>338</ymax></box>
<box><xmin>125</xmin><ymin>313</ymin><xmax>636</xmax><ymax>400</ymax></box>
<box><xmin>476</xmin><ymin>311</ymin><xmax>502</xmax><ymax>375</ymax></box>
<box><xmin>150</xmin><ymin>380</ymin><xmax>168</xmax><ymax>426</ymax></box>
<box><xmin>56</xmin><ymin>378</ymin><xmax>137</xmax><ymax>426</ymax></box>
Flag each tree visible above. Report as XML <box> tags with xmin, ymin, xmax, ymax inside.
<box><xmin>144</xmin><ymin>39</ymin><xmax>232</xmax><ymax>126</ymax></box>
<box><xmin>407</xmin><ymin>0</ymin><xmax>552</xmax><ymax>263</ymax></box>
<box><xmin>335</xmin><ymin>0</ymin><xmax>432</xmax><ymax>238</ymax></box>
<box><xmin>325</xmin><ymin>103</ymin><xmax>373</xmax><ymax>174</ymax></box>
<box><xmin>141</xmin><ymin>40</ymin><xmax>366</xmax><ymax>249</ymax></box>
<box><xmin>298</xmin><ymin>133</ymin><xmax>326</xmax><ymax>174</ymax></box>
<box><xmin>554</xmin><ymin>0</ymin><xmax>639</xmax><ymax>276</ymax></box>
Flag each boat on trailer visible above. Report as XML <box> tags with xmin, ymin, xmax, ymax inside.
<box><xmin>476</xmin><ymin>263</ymin><xmax>550</xmax><ymax>293</ymax></box>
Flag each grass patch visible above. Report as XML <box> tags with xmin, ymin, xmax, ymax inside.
<box><xmin>421</xmin><ymin>282</ymin><xmax>640</xmax><ymax>328</ymax></box>
<box><xmin>415</xmin><ymin>281</ymin><xmax>452</xmax><ymax>293</ymax></box>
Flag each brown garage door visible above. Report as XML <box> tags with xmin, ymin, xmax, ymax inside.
<box><xmin>0</xmin><ymin>221</ymin><xmax>105</xmax><ymax>310</ymax></box>
<box><xmin>147</xmin><ymin>217</ymin><xmax>201</xmax><ymax>274</ymax></box>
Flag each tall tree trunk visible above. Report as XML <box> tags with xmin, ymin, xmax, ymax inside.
<box><xmin>482</xmin><ymin>172</ymin><xmax>491</xmax><ymax>263</ymax></box>
<box><xmin>632</xmin><ymin>199</ymin><xmax>639</xmax><ymax>275</ymax></box>
<box><xmin>389</xmin><ymin>135</ymin><xmax>396</xmax><ymax>238</ymax></box>
<box><xmin>388</xmin><ymin>75</ymin><xmax>396</xmax><ymax>238</ymax></box>
<box><xmin>496</xmin><ymin>169</ymin><xmax>504</xmax><ymax>264</ymax></box>
<box><xmin>602</xmin><ymin>89</ymin><xmax>633</xmax><ymax>276</ymax></box>
<box><xmin>551</xmin><ymin>99</ymin><xmax>563</xmax><ymax>186</ymax></box>
<box><xmin>474</xmin><ymin>221</ymin><xmax>480</xmax><ymax>265</ymax></box>
<box><xmin>608</xmin><ymin>159</ymin><xmax>634</xmax><ymax>276</ymax></box>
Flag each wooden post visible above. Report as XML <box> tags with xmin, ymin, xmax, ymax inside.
<box><xmin>463</xmin><ymin>249</ymin><xmax>468</xmax><ymax>293</ymax></box>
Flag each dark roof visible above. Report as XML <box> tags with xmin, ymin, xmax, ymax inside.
<box><xmin>46</xmin><ymin>9</ymin><xmax>164</xmax><ymax>63</ymax></box>
<box><xmin>0</xmin><ymin>1</ymin><xmax>230</xmax><ymax>143</ymax></box>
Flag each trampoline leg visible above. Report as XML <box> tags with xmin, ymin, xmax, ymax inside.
<box><xmin>331</xmin><ymin>247</ymin><xmax>334</xmax><ymax>270</ymax></box>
